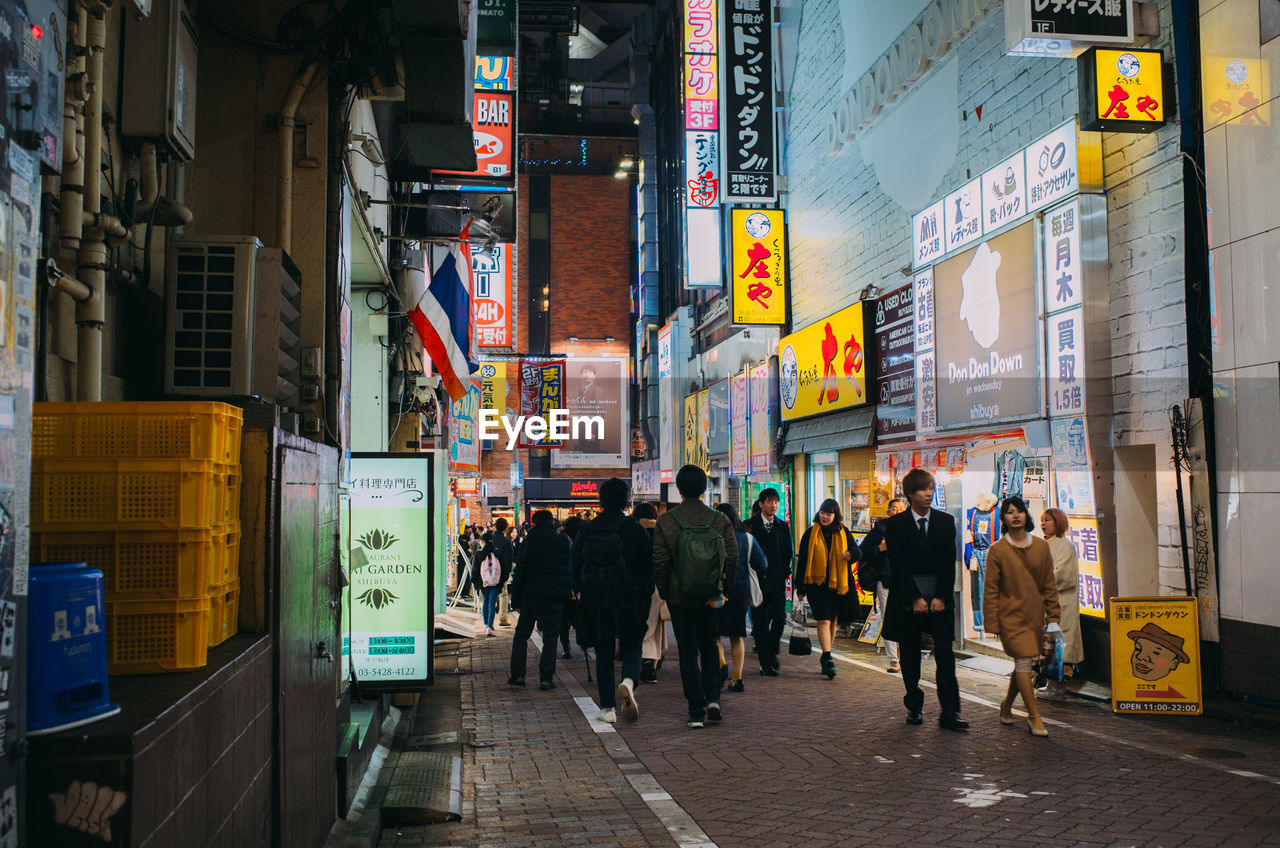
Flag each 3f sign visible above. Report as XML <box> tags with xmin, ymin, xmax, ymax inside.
<box><xmin>479</xmin><ymin>409</ymin><xmax>604</xmax><ymax>450</ymax></box>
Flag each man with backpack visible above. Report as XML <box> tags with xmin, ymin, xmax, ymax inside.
<box><xmin>571</xmin><ymin>478</ymin><xmax>654</xmax><ymax>723</ymax></box>
<box><xmin>507</xmin><ymin>510</ymin><xmax>573</xmax><ymax>689</ymax></box>
<box><xmin>653</xmin><ymin>465</ymin><xmax>738</xmax><ymax>728</ymax></box>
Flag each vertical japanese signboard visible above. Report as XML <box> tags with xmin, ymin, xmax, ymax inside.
<box><xmin>684</xmin><ymin>393</ymin><xmax>703</xmax><ymax>471</ymax></box>
<box><xmin>913</xmin><ymin>269</ymin><xmax>936</xmax><ymax>435</ymax></box>
<box><xmin>479</xmin><ymin>362</ymin><xmax>507</xmax><ymax>415</ymax></box>
<box><xmin>349</xmin><ymin>455</ymin><xmax>435</xmax><ymax>689</ymax></box>
<box><xmin>684</xmin><ymin>0</ymin><xmax>723</xmax><ymax>287</ymax></box>
<box><xmin>436</xmin><ymin>90</ymin><xmax>514</xmax><ymax>181</ymax></box>
<box><xmin>730</xmin><ymin>370</ymin><xmax>749</xmax><ymax>475</ymax></box>
<box><xmin>1110</xmin><ymin>596</ymin><xmax>1202</xmax><ymax>715</ymax></box>
<box><xmin>449</xmin><ymin>379</ymin><xmax>482</xmax><ymax>473</ymax></box>
<box><xmin>1065</xmin><ymin>515</ymin><xmax>1106</xmax><ymax>619</ymax></box>
<box><xmin>658</xmin><ymin>324</ymin><xmax>676</xmax><ymax>483</ymax></box>
<box><xmin>473</xmin><ymin>243</ymin><xmax>512</xmax><ymax>349</ymax></box>
<box><xmin>722</xmin><ymin>0</ymin><xmax>776</xmax><ymax>201</ymax></box>
<box><xmin>749</xmin><ymin>361</ymin><xmax>772</xmax><ymax>473</ymax></box>
<box><xmin>730</xmin><ymin>209</ymin><xmax>787</xmax><ymax>325</ymax></box>
<box><xmin>874</xmin><ymin>284</ymin><xmax>916</xmax><ymax>439</ymax></box>
<box><xmin>517</xmin><ymin>359</ymin><xmax>565</xmax><ymax>448</ymax></box>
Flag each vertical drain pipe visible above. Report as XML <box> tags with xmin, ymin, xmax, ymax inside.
<box><xmin>75</xmin><ymin>8</ymin><xmax>107</xmax><ymax>401</ymax></box>
<box><xmin>279</xmin><ymin>63</ymin><xmax>318</xmax><ymax>255</ymax></box>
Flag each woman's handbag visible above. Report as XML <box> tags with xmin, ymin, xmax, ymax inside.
<box><xmin>788</xmin><ymin>596</ymin><xmax>813</xmax><ymax>656</ymax></box>
<box><xmin>745</xmin><ymin>535</ymin><xmax>764</xmax><ymax>608</ymax></box>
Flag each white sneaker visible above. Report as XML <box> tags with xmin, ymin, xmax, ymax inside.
<box><xmin>597</xmin><ymin>708</ymin><xmax>617</xmax><ymax>723</ymax></box>
<box><xmin>617</xmin><ymin>678</ymin><xmax>639</xmax><ymax>722</ymax></box>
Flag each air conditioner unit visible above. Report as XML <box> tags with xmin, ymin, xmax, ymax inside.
<box><xmin>164</xmin><ymin>236</ymin><xmax>302</xmax><ymax>406</ymax></box>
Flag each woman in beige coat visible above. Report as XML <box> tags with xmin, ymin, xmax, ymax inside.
<box><xmin>982</xmin><ymin>496</ymin><xmax>1061</xmax><ymax>737</ymax></box>
<box><xmin>633</xmin><ymin>504</ymin><xmax>668</xmax><ymax>683</ymax></box>
<box><xmin>1039</xmin><ymin>508</ymin><xmax>1082</xmax><ymax>700</ymax></box>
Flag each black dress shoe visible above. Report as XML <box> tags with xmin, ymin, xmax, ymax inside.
<box><xmin>759</xmin><ymin>665</ymin><xmax>779</xmax><ymax>677</ymax></box>
<box><xmin>906</xmin><ymin>711</ymin><xmax>924</xmax><ymax>725</ymax></box>
<box><xmin>539</xmin><ymin>679</ymin><xmax>555</xmax><ymax>691</ymax></box>
<box><xmin>508</xmin><ymin>676</ymin><xmax>526</xmax><ymax>687</ymax></box>
<box><xmin>939</xmin><ymin>713</ymin><xmax>970</xmax><ymax>731</ymax></box>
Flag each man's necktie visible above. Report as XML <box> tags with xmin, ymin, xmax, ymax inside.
<box><xmin>918</xmin><ymin>517</ymin><xmax>928</xmax><ymax>537</ymax></box>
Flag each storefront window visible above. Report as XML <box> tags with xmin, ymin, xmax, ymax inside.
<box><xmin>808</xmin><ymin>454</ymin><xmax>838</xmax><ymax>520</ymax></box>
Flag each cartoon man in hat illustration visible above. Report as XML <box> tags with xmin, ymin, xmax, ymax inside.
<box><xmin>1127</xmin><ymin>622</ymin><xmax>1191</xmax><ymax>682</ymax></box>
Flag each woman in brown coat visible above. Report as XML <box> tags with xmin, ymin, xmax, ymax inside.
<box><xmin>982</xmin><ymin>496</ymin><xmax>1061</xmax><ymax>737</ymax></box>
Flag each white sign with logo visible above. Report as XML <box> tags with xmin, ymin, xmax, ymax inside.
<box><xmin>982</xmin><ymin>150</ymin><xmax>1027</xmax><ymax>236</ymax></box>
<box><xmin>1047</xmin><ymin>307</ymin><xmax>1086</xmax><ymax>417</ymax></box>
<box><xmin>944</xmin><ymin>178</ymin><xmax>983</xmax><ymax>255</ymax></box>
<box><xmin>1027</xmin><ymin>120</ymin><xmax>1080</xmax><ymax>213</ymax></box>
<box><xmin>912</xmin><ymin>199</ymin><xmax>945</xmax><ymax>269</ymax></box>
<box><xmin>1042</xmin><ymin>198</ymin><xmax>1083</xmax><ymax>314</ymax></box>
<box><xmin>913</xmin><ymin>267</ymin><xmax>935</xmax><ymax>353</ymax></box>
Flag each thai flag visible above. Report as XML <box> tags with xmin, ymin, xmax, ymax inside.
<box><xmin>407</xmin><ymin>224</ymin><xmax>478</xmax><ymax>402</ymax></box>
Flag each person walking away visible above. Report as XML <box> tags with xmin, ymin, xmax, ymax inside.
<box><xmin>456</xmin><ymin>526</ymin><xmax>477</xmax><ymax>600</ymax></box>
<box><xmin>715</xmin><ymin>504</ymin><xmax>766</xmax><ymax>692</ymax></box>
<box><xmin>477</xmin><ymin>542</ymin><xmax>503</xmax><ymax>635</ymax></box>
<box><xmin>558</xmin><ymin>515</ymin><xmax>584</xmax><ymax>659</ymax></box>
<box><xmin>633</xmin><ymin>503</ymin><xmax>669</xmax><ymax>684</ymax></box>
<box><xmin>795</xmin><ymin>498</ymin><xmax>858</xmax><ymax>680</ymax></box>
<box><xmin>572</xmin><ymin>479</ymin><xmax>653</xmax><ymax>723</ymax></box>
<box><xmin>748</xmin><ymin>488</ymin><xmax>793</xmax><ymax>676</ymax></box>
<box><xmin>653</xmin><ymin>465</ymin><xmax>737</xmax><ymax>728</ymax></box>
<box><xmin>507</xmin><ymin>510</ymin><xmax>572</xmax><ymax>689</ymax></box>
<box><xmin>1037</xmin><ymin>508</ymin><xmax>1081</xmax><ymax>701</ymax></box>
<box><xmin>859</xmin><ymin>497</ymin><xmax>907</xmax><ymax>673</ymax></box>
<box><xmin>982</xmin><ymin>496</ymin><xmax>1061</xmax><ymax>736</ymax></box>
<box><xmin>882</xmin><ymin>469</ymin><xmax>968</xmax><ymax>731</ymax></box>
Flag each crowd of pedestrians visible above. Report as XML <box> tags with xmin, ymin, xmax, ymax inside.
<box><xmin>481</xmin><ymin>465</ymin><xmax>1083</xmax><ymax>737</ymax></box>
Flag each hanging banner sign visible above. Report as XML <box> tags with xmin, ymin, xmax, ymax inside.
<box><xmin>473</xmin><ymin>243</ymin><xmax>512</xmax><ymax>348</ymax></box>
<box><xmin>449</xmin><ymin>379</ymin><xmax>482</xmax><ymax>472</ymax></box>
<box><xmin>730</xmin><ymin>370</ymin><xmax>750</xmax><ymax>475</ymax></box>
<box><xmin>730</xmin><ymin>209</ymin><xmax>788</xmax><ymax>324</ymax></box>
<box><xmin>697</xmin><ymin>388</ymin><xmax>711</xmax><ymax>470</ymax></box>
<box><xmin>723</xmin><ymin>0</ymin><xmax>776</xmax><ymax>201</ymax></box>
<box><xmin>684</xmin><ymin>393</ymin><xmax>703</xmax><ymax>471</ymax></box>
<box><xmin>749</xmin><ymin>361</ymin><xmax>772</xmax><ymax>473</ymax></box>
<box><xmin>658</xmin><ymin>323</ymin><xmax>676</xmax><ymax>483</ymax></box>
<box><xmin>686</xmin><ymin>131</ymin><xmax>721</xmax><ymax>208</ymax></box>
<box><xmin>1065</xmin><ymin>515</ymin><xmax>1106</xmax><ymax>619</ymax></box>
<box><xmin>349</xmin><ymin>455</ymin><xmax>435</xmax><ymax>688</ymax></box>
<box><xmin>1079</xmin><ymin>47</ymin><xmax>1167</xmax><ymax>134</ymax></box>
<box><xmin>436</xmin><ymin>90</ymin><xmax>514</xmax><ymax>180</ymax></box>
<box><xmin>479</xmin><ymin>362</ymin><xmax>507</xmax><ymax>415</ymax></box>
<box><xmin>1110</xmin><ymin>596</ymin><xmax>1202</xmax><ymax>715</ymax></box>
<box><xmin>875</xmin><ymin>284</ymin><xmax>916</xmax><ymax>439</ymax></box>
<box><xmin>517</xmin><ymin>359</ymin><xmax>565</xmax><ymax>448</ymax></box>
<box><xmin>778</xmin><ymin>302</ymin><xmax>869</xmax><ymax>422</ymax></box>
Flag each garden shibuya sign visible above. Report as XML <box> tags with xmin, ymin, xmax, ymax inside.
<box><xmin>827</xmin><ymin>0</ymin><xmax>1001</xmax><ymax>154</ymax></box>
<box><xmin>349</xmin><ymin>456</ymin><xmax>435</xmax><ymax>688</ymax></box>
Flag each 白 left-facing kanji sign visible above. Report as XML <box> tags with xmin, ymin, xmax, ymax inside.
<box><xmin>730</xmin><ymin>208</ymin><xmax>787</xmax><ymax>325</ymax></box>
<box><xmin>1110</xmin><ymin>596</ymin><xmax>1202</xmax><ymax>716</ymax></box>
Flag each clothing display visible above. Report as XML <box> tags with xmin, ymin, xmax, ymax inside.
<box><xmin>964</xmin><ymin>503</ymin><xmax>1001</xmax><ymax>631</ymax></box>
<box><xmin>992</xmin><ymin>449</ymin><xmax>1027</xmax><ymax>500</ymax></box>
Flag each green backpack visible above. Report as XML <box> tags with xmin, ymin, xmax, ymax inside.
<box><xmin>671</xmin><ymin>509</ymin><xmax>726</xmax><ymax>601</ymax></box>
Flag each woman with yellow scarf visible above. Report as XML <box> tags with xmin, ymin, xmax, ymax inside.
<box><xmin>795</xmin><ymin>498</ymin><xmax>859</xmax><ymax>679</ymax></box>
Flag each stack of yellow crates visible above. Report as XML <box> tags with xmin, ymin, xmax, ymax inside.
<box><xmin>30</xmin><ymin>402</ymin><xmax>243</xmax><ymax>674</ymax></box>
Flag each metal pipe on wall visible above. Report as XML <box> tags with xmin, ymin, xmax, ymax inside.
<box><xmin>279</xmin><ymin>63</ymin><xmax>318</xmax><ymax>255</ymax></box>
<box><xmin>75</xmin><ymin>8</ymin><xmax>107</xmax><ymax>401</ymax></box>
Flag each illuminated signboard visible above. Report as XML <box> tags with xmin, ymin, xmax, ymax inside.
<box><xmin>683</xmin><ymin>0</ymin><xmax>723</xmax><ymax>288</ymax></box>
<box><xmin>436</xmin><ymin>90</ymin><xmax>514</xmax><ymax>180</ymax></box>
<box><xmin>449</xmin><ymin>379</ymin><xmax>482</xmax><ymax>472</ymax></box>
<box><xmin>473</xmin><ymin>244</ymin><xmax>512</xmax><ymax>348</ymax></box>
<box><xmin>1078</xmin><ymin>47</ymin><xmax>1166</xmax><ymax>133</ymax></box>
<box><xmin>778</xmin><ymin>302</ymin><xmax>870</xmax><ymax>422</ymax></box>
<box><xmin>475</xmin><ymin>56</ymin><xmax>514</xmax><ymax>91</ymax></box>
<box><xmin>349</xmin><ymin>455</ymin><xmax>436</xmax><ymax>689</ymax></box>
<box><xmin>730</xmin><ymin>208</ymin><xmax>787</xmax><ymax>325</ymax></box>
<box><xmin>723</xmin><ymin>0</ymin><xmax>776</xmax><ymax>201</ymax></box>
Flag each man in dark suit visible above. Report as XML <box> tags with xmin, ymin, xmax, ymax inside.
<box><xmin>748</xmin><ymin>487</ymin><xmax>793</xmax><ymax>675</ymax></box>
<box><xmin>882</xmin><ymin>468</ymin><xmax>967</xmax><ymax>731</ymax></box>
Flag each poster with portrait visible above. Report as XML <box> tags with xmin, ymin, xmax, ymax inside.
<box><xmin>552</xmin><ymin>356</ymin><xmax>628</xmax><ymax>469</ymax></box>
<box><xmin>1110</xmin><ymin>596</ymin><xmax>1202</xmax><ymax>715</ymax></box>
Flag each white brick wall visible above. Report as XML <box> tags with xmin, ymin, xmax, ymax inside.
<box><xmin>784</xmin><ymin>1</ymin><xmax>1190</xmax><ymax>596</ymax></box>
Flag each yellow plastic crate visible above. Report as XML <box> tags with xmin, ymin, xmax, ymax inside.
<box><xmin>212</xmin><ymin>525</ymin><xmax>241</xmax><ymax>584</ymax></box>
<box><xmin>32</xmin><ymin>458</ymin><xmax>220</xmax><ymax>530</ymax></box>
<box><xmin>33</xmin><ymin>401</ymin><xmax>243</xmax><ymax>463</ymax></box>
<box><xmin>214</xmin><ymin>467</ymin><xmax>242</xmax><ymax>526</ymax></box>
<box><xmin>106</xmin><ymin>597</ymin><xmax>210</xmax><ymax>674</ymax></box>
<box><xmin>30</xmin><ymin>527</ymin><xmax>219</xmax><ymax>600</ymax></box>
<box><xmin>208</xmin><ymin>579</ymin><xmax>240</xmax><ymax>647</ymax></box>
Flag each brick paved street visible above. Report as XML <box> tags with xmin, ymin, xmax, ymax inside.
<box><xmin>379</xmin><ymin>624</ymin><xmax>1280</xmax><ymax>848</ymax></box>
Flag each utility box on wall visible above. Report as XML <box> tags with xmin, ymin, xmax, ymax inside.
<box><xmin>121</xmin><ymin>0</ymin><xmax>198</xmax><ymax>159</ymax></box>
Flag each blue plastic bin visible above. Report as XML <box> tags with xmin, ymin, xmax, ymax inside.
<box><xmin>27</xmin><ymin>562</ymin><xmax>120</xmax><ymax>735</ymax></box>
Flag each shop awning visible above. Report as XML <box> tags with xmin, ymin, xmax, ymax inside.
<box><xmin>780</xmin><ymin>407</ymin><xmax>875</xmax><ymax>456</ymax></box>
